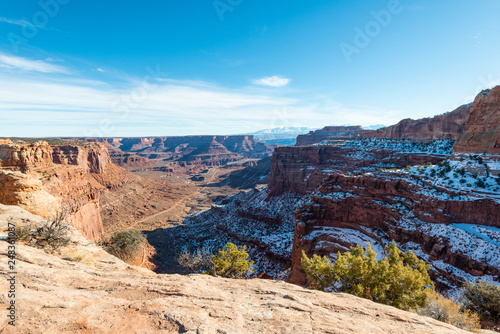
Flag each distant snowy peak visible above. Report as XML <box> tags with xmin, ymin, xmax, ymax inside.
<box><xmin>251</xmin><ymin>126</ymin><xmax>314</xmax><ymax>135</ymax></box>
<box><xmin>364</xmin><ymin>124</ymin><xmax>386</xmax><ymax>130</ymax></box>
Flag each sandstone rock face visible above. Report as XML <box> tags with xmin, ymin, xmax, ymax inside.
<box><xmin>454</xmin><ymin>86</ymin><xmax>500</xmax><ymax>154</ymax></box>
<box><xmin>108</xmin><ymin>148</ymin><xmax>152</xmax><ymax>168</ymax></box>
<box><xmin>364</xmin><ymin>104</ymin><xmax>471</xmax><ymax>140</ymax></box>
<box><xmin>0</xmin><ymin>170</ymin><xmax>60</xmax><ymax>219</ymax></box>
<box><xmin>0</xmin><ymin>208</ymin><xmax>469</xmax><ymax>334</ymax></box>
<box><xmin>52</xmin><ymin>143</ymin><xmax>111</xmax><ymax>174</ymax></box>
<box><xmin>295</xmin><ymin>126</ymin><xmax>365</xmax><ymax>146</ymax></box>
<box><xmin>0</xmin><ymin>141</ymin><xmax>111</xmax><ymax>240</ymax></box>
<box><xmin>287</xmin><ymin>173</ymin><xmax>500</xmax><ymax>289</ymax></box>
<box><xmin>41</xmin><ymin>165</ymin><xmax>111</xmax><ymax>240</ymax></box>
<box><xmin>0</xmin><ymin>140</ymin><xmax>54</xmax><ymax>171</ymax></box>
<box><xmin>269</xmin><ymin>145</ymin><xmax>447</xmax><ymax>196</ymax></box>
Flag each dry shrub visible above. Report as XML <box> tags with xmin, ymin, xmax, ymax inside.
<box><xmin>417</xmin><ymin>290</ymin><xmax>481</xmax><ymax>332</ymax></box>
<box><xmin>461</xmin><ymin>281</ymin><xmax>500</xmax><ymax>324</ymax></box>
<box><xmin>62</xmin><ymin>250</ymin><xmax>93</xmax><ymax>265</ymax></box>
<box><xmin>105</xmin><ymin>229</ymin><xmax>144</xmax><ymax>261</ymax></box>
<box><xmin>14</xmin><ymin>211</ymin><xmax>71</xmax><ymax>251</ymax></box>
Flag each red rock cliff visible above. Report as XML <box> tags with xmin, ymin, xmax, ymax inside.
<box><xmin>295</xmin><ymin>126</ymin><xmax>365</xmax><ymax>146</ymax></box>
<box><xmin>0</xmin><ymin>141</ymin><xmax>54</xmax><ymax>172</ymax></box>
<box><xmin>453</xmin><ymin>86</ymin><xmax>500</xmax><ymax>155</ymax></box>
<box><xmin>268</xmin><ymin>145</ymin><xmax>446</xmax><ymax>196</ymax></box>
<box><xmin>363</xmin><ymin>104</ymin><xmax>471</xmax><ymax>140</ymax></box>
<box><xmin>287</xmin><ymin>173</ymin><xmax>500</xmax><ymax>290</ymax></box>
<box><xmin>52</xmin><ymin>143</ymin><xmax>111</xmax><ymax>174</ymax></box>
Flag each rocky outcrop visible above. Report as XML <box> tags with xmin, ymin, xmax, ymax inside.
<box><xmin>453</xmin><ymin>86</ymin><xmax>500</xmax><ymax>155</ymax></box>
<box><xmin>295</xmin><ymin>126</ymin><xmax>365</xmax><ymax>146</ymax></box>
<box><xmin>0</xmin><ymin>170</ymin><xmax>60</xmax><ymax>219</ymax></box>
<box><xmin>41</xmin><ymin>166</ymin><xmax>106</xmax><ymax>240</ymax></box>
<box><xmin>269</xmin><ymin>145</ymin><xmax>446</xmax><ymax>196</ymax></box>
<box><xmin>287</xmin><ymin>172</ymin><xmax>500</xmax><ymax>289</ymax></box>
<box><xmin>0</xmin><ymin>140</ymin><xmax>54</xmax><ymax>172</ymax></box>
<box><xmin>364</xmin><ymin>104</ymin><xmax>471</xmax><ymax>140</ymax></box>
<box><xmin>0</xmin><ymin>205</ymin><xmax>471</xmax><ymax>334</ymax></box>
<box><xmin>52</xmin><ymin>143</ymin><xmax>111</xmax><ymax>174</ymax></box>
<box><xmin>0</xmin><ymin>141</ymin><xmax>113</xmax><ymax>240</ymax></box>
<box><xmin>108</xmin><ymin>148</ymin><xmax>152</xmax><ymax>168</ymax></box>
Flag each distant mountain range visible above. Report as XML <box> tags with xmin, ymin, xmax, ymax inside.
<box><xmin>244</xmin><ymin>127</ymin><xmax>315</xmax><ymax>146</ymax></box>
<box><xmin>246</xmin><ymin>125</ymin><xmax>386</xmax><ymax>146</ymax></box>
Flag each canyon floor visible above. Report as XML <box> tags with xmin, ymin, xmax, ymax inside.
<box><xmin>99</xmin><ymin>158</ymin><xmax>267</xmax><ymax>272</ymax></box>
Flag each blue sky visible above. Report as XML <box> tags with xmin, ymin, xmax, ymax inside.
<box><xmin>0</xmin><ymin>0</ymin><xmax>499</xmax><ymax>137</ymax></box>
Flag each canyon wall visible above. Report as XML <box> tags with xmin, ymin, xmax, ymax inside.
<box><xmin>268</xmin><ymin>145</ymin><xmax>447</xmax><ymax>196</ymax></box>
<box><xmin>52</xmin><ymin>143</ymin><xmax>111</xmax><ymax>174</ymax></box>
<box><xmin>287</xmin><ymin>173</ymin><xmax>500</xmax><ymax>289</ymax></box>
<box><xmin>295</xmin><ymin>126</ymin><xmax>365</xmax><ymax>146</ymax></box>
<box><xmin>0</xmin><ymin>141</ymin><xmax>116</xmax><ymax>240</ymax></box>
<box><xmin>363</xmin><ymin>104</ymin><xmax>471</xmax><ymax>140</ymax></box>
<box><xmin>0</xmin><ymin>140</ymin><xmax>54</xmax><ymax>171</ymax></box>
<box><xmin>453</xmin><ymin>86</ymin><xmax>500</xmax><ymax>156</ymax></box>
<box><xmin>101</xmin><ymin>135</ymin><xmax>274</xmax><ymax>164</ymax></box>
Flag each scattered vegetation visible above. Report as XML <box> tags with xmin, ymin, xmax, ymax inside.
<box><xmin>62</xmin><ymin>250</ymin><xmax>93</xmax><ymax>264</ymax></box>
<box><xmin>104</xmin><ymin>229</ymin><xmax>144</xmax><ymax>261</ymax></box>
<box><xmin>15</xmin><ymin>211</ymin><xmax>71</xmax><ymax>251</ymax></box>
<box><xmin>461</xmin><ymin>281</ymin><xmax>500</xmax><ymax>324</ymax></box>
<box><xmin>417</xmin><ymin>290</ymin><xmax>481</xmax><ymax>332</ymax></box>
<box><xmin>178</xmin><ymin>243</ymin><xmax>254</xmax><ymax>278</ymax></box>
<box><xmin>301</xmin><ymin>242</ymin><xmax>434</xmax><ymax>310</ymax></box>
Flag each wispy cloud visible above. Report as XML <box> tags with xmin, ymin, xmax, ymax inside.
<box><xmin>0</xmin><ymin>53</ymin><xmax>404</xmax><ymax>137</ymax></box>
<box><xmin>0</xmin><ymin>16</ymin><xmax>37</xmax><ymax>28</ymax></box>
<box><xmin>253</xmin><ymin>75</ymin><xmax>290</xmax><ymax>87</ymax></box>
<box><xmin>0</xmin><ymin>53</ymin><xmax>70</xmax><ymax>74</ymax></box>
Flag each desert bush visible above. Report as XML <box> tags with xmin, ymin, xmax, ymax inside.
<box><xmin>461</xmin><ymin>281</ymin><xmax>500</xmax><ymax>323</ymax></box>
<box><xmin>105</xmin><ymin>229</ymin><xmax>144</xmax><ymax>261</ymax></box>
<box><xmin>178</xmin><ymin>243</ymin><xmax>254</xmax><ymax>278</ymax></box>
<box><xmin>14</xmin><ymin>223</ymin><xmax>34</xmax><ymax>242</ymax></box>
<box><xmin>17</xmin><ymin>211</ymin><xmax>71</xmax><ymax>251</ymax></box>
<box><xmin>301</xmin><ymin>242</ymin><xmax>434</xmax><ymax>310</ymax></box>
<box><xmin>417</xmin><ymin>290</ymin><xmax>480</xmax><ymax>332</ymax></box>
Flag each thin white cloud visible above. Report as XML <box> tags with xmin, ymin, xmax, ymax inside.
<box><xmin>0</xmin><ymin>53</ymin><xmax>69</xmax><ymax>74</ymax></box>
<box><xmin>0</xmin><ymin>17</ymin><xmax>36</xmax><ymax>28</ymax></box>
<box><xmin>253</xmin><ymin>75</ymin><xmax>290</xmax><ymax>87</ymax></box>
<box><xmin>96</xmin><ymin>68</ymin><xmax>105</xmax><ymax>72</ymax></box>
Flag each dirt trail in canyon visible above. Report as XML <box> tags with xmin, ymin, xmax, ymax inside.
<box><xmin>128</xmin><ymin>166</ymin><xmax>221</xmax><ymax>229</ymax></box>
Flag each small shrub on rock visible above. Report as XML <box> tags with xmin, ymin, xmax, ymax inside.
<box><xmin>105</xmin><ymin>229</ymin><xmax>144</xmax><ymax>261</ymax></box>
<box><xmin>178</xmin><ymin>243</ymin><xmax>254</xmax><ymax>278</ymax></box>
<box><xmin>16</xmin><ymin>211</ymin><xmax>71</xmax><ymax>251</ymax></box>
<box><xmin>301</xmin><ymin>242</ymin><xmax>434</xmax><ymax>310</ymax></box>
<box><xmin>417</xmin><ymin>290</ymin><xmax>480</xmax><ymax>332</ymax></box>
<box><xmin>461</xmin><ymin>281</ymin><xmax>500</xmax><ymax>323</ymax></box>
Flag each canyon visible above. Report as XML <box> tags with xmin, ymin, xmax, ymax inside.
<box><xmin>167</xmin><ymin>86</ymin><xmax>500</xmax><ymax>294</ymax></box>
<box><xmin>1</xmin><ymin>87</ymin><xmax>500</xmax><ymax>332</ymax></box>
